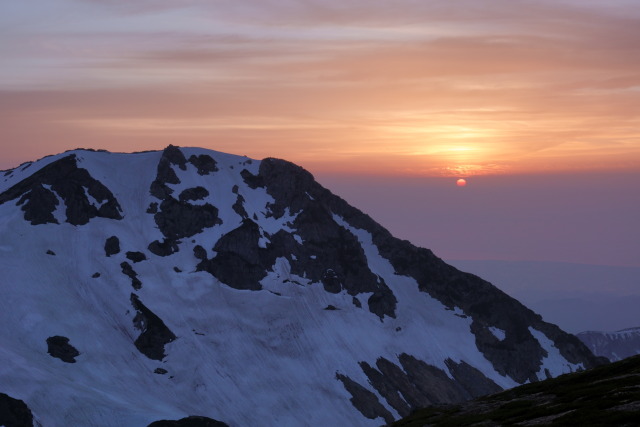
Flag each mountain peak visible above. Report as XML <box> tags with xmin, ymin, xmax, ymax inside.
<box><xmin>0</xmin><ymin>146</ymin><xmax>603</xmax><ymax>426</ymax></box>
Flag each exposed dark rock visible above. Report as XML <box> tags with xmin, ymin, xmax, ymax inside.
<box><xmin>149</xmin><ymin>145</ymin><xmax>185</xmax><ymax>200</ymax></box>
<box><xmin>238</xmin><ymin>159</ymin><xmax>398</xmax><ymax>319</ymax></box>
<box><xmin>146</xmin><ymin>202</ymin><xmax>159</xmax><ymax>214</ymax></box>
<box><xmin>232</xmin><ymin>194</ymin><xmax>248</xmax><ymax>219</ymax></box>
<box><xmin>0</xmin><ymin>393</ymin><xmax>34</xmax><ymax>427</ymax></box>
<box><xmin>359</xmin><ymin>360</ymin><xmax>413</xmax><ymax>417</ymax></box>
<box><xmin>336</xmin><ymin>373</ymin><xmax>394</xmax><ymax>425</ymax></box>
<box><xmin>231</xmin><ymin>185</ymin><xmax>239</xmax><ymax>194</ymax></box>
<box><xmin>161</xmin><ymin>145</ymin><xmax>187</xmax><ymax>171</ymax></box>
<box><xmin>401</xmin><ymin>356</ymin><xmax>470</xmax><ymax>412</ymax></box>
<box><xmin>188</xmin><ymin>154</ymin><xmax>218</xmax><ymax>175</ymax></box>
<box><xmin>154</xmin><ymin>368</ymin><xmax>168</xmax><ymax>375</ymax></box>
<box><xmin>197</xmin><ymin>219</ymin><xmax>266</xmax><ymax>291</ymax></box>
<box><xmin>371</xmin><ymin>238</ymin><xmax>604</xmax><ymax>382</ymax></box>
<box><xmin>121</xmin><ymin>262</ymin><xmax>142</xmax><ymax>290</ymax></box>
<box><xmin>352</xmin><ymin>297</ymin><xmax>362</xmax><ymax>308</ymax></box>
<box><xmin>46</xmin><ymin>249</ymin><xmax>55</xmax><ymax>255</ymax></box>
<box><xmin>16</xmin><ymin>183</ymin><xmax>59</xmax><ymax>225</ymax></box>
<box><xmin>92</xmin><ymin>272</ymin><xmax>101</xmax><ymax>278</ymax></box>
<box><xmin>179</xmin><ymin>186</ymin><xmax>209</xmax><ymax>202</ymax></box>
<box><xmin>250</xmin><ymin>156</ymin><xmax>605</xmax><ymax>381</ymax></box>
<box><xmin>148</xmin><ymin>415</ymin><xmax>229</xmax><ymax>427</ymax></box>
<box><xmin>130</xmin><ymin>293</ymin><xmax>176</xmax><ymax>361</ymax></box>
<box><xmin>193</xmin><ymin>245</ymin><xmax>207</xmax><ymax>260</ymax></box>
<box><xmin>236</xmin><ymin>157</ymin><xmax>602</xmax><ymax>375</ymax></box>
<box><xmin>148</xmin><ymin>239</ymin><xmax>179</xmax><ymax>257</ymax></box>
<box><xmin>173</xmin><ymin>267</ymin><xmax>182</xmax><ymax>273</ymax></box>
<box><xmin>240</xmin><ymin>168</ymin><xmax>263</xmax><ymax>189</ymax></box>
<box><xmin>324</xmin><ymin>305</ymin><xmax>338</xmax><ymax>311</ymax></box>
<box><xmin>321</xmin><ymin>269</ymin><xmax>341</xmax><ymax>294</ymax></box>
<box><xmin>46</xmin><ymin>336</ymin><xmax>80</xmax><ymax>363</ymax></box>
<box><xmin>0</xmin><ymin>155</ymin><xmax>122</xmax><ymax>225</ymax></box>
<box><xmin>149</xmin><ymin>150</ymin><xmax>221</xmax><ymax>243</ymax></box>
<box><xmin>367</xmin><ymin>285</ymin><xmax>397</xmax><ymax>320</ymax></box>
<box><xmin>153</xmin><ymin>197</ymin><xmax>221</xmax><ymax>240</ymax></box>
<box><xmin>105</xmin><ymin>236</ymin><xmax>120</xmax><ymax>257</ymax></box>
<box><xmin>126</xmin><ymin>251</ymin><xmax>147</xmax><ymax>263</ymax></box>
<box><xmin>355</xmin><ymin>354</ymin><xmax>503</xmax><ymax>419</ymax></box>
<box><xmin>150</xmin><ymin>180</ymin><xmax>174</xmax><ymax>200</ymax></box>
<box><xmin>362</xmin><ymin>355</ymin><xmax>465</xmax><ymax>417</ymax></box>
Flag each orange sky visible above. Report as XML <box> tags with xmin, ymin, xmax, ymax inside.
<box><xmin>1</xmin><ymin>0</ymin><xmax>640</xmax><ymax>176</ymax></box>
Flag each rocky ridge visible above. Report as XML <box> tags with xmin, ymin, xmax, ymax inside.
<box><xmin>0</xmin><ymin>146</ymin><xmax>604</xmax><ymax>426</ymax></box>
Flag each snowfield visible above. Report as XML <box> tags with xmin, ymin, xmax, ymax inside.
<box><xmin>0</xmin><ymin>147</ymin><xmax>597</xmax><ymax>426</ymax></box>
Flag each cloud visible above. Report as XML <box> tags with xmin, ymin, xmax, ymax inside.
<box><xmin>1</xmin><ymin>0</ymin><xmax>639</xmax><ymax>175</ymax></box>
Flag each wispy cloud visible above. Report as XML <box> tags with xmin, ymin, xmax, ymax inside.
<box><xmin>1</xmin><ymin>0</ymin><xmax>639</xmax><ymax>174</ymax></box>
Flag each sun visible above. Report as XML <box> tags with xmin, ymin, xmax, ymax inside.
<box><xmin>456</xmin><ymin>178</ymin><xmax>467</xmax><ymax>187</ymax></box>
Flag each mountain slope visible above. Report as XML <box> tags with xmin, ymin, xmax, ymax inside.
<box><xmin>446</xmin><ymin>260</ymin><xmax>640</xmax><ymax>333</ymax></box>
<box><xmin>578</xmin><ymin>328</ymin><xmax>640</xmax><ymax>362</ymax></box>
<box><xmin>0</xmin><ymin>146</ymin><xmax>602</xmax><ymax>426</ymax></box>
<box><xmin>391</xmin><ymin>354</ymin><xmax>640</xmax><ymax>426</ymax></box>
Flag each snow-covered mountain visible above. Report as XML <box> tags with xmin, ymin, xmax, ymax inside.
<box><xmin>0</xmin><ymin>146</ymin><xmax>603</xmax><ymax>426</ymax></box>
<box><xmin>446</xmin><ymin>260</ymin><xmax>640</xmax><ymax>333</ymax></box>
<box><xmin>577</xmin><ymin>327</ymin><xmax>640</xmax><ymax>362</ymax></box>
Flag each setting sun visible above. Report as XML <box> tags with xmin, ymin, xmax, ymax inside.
<box><xmin>456</xmin><ymin>178</ymin><xmax>467</xmax><ymax>187</ymax></box>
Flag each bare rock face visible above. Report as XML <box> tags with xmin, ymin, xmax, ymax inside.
<box><xmin>179</xmin><ymin>186</ymin><xmax>209</xmax><ymax>202</ymax></box>
<box><xmin>335</xmin><ymin>374</ymin><xmax>394</xmax><ymax>425</ymax></box>
<box><xmin>105</xmin><ymin>236</ymin><xmax>121</xmax><ymax>256</ymax></box>
<box><xmin>148</xmin><ymin>416</ymin><xmax>229</xmax><ymax>427</ymax></box>
<box><xmin>154</xmin><ymin>198</ymin><xmax>221</xmax><ymax>240</ymax></box>
<box><xmin>237</xmin><ymin>159</ymin><xmax>398</xmax><ymax>319</ymax></box>
<box><xmin>46</xmin><ymin>336</ymin><xmax>80</xmax><ymax>363</ymax></box>
<box><xmin>121</xmin><ymin>262</ymin><xmax>142</xmax><ymax>290</ymax></box>
<box><xmin>0</xmin><ymin>393</ymin><xmax>34</xmax><ymax>427</ymax></box>
<box><xmin>126</xmin><ymin>251</ymin><xmax>147</xmax><ymax>263</ymax></box>
<box><xmin>130</xmin><ymin>294</ymin><xmax>176</xmax><ymax>361</ymax></box>
<box><xmin>17</xmin><ymin>183</ymin><xmax>60</xmax><ymax>224</ymax></box>
<box><xmin>0</xmin><ymin>154</ymin><xmax>123</xmax><ymax>225</ymax></box>
<box><xmin>346</xmin><ymin>354</ymin><xmax>501</xmax><ymax>419</ymax></box>
<box><xmin>188</xmin><ymin>154</ymin><xmax>218</xmax><ymax>176</ymax></box>
<box><xmin>238</xmin><ymin>157</ymin><xmax>604</xmax><ymax>382</ymax></box>
<box><xmin>197</xmin><ymin>219</ymin><xmax>267</xmax><ymax>291</ymax></box>
<box><xmin>148</xmin><ymin>239</ymin><xmax>179</xmax><ymax>257</ymax></box>
<box><xmin>148</xmin><ymin>146</ymin><xmax>222</xmax><ymax>256</ymax></box>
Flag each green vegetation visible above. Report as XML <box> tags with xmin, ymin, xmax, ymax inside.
<box><xmin>391</xmin><ymin>355</ymin><xmax>640</xmax><ymax>426</ymax></box>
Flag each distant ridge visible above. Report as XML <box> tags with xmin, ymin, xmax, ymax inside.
<box><xmin>578</xmin><ymin>327</ymin><xmax>640</xmax><ymax>362</ymax></box>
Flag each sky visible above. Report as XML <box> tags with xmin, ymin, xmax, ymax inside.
<box><xmin>1</xmin><ymin>0</ymin><xmax>639</xmax><ymax>267</ymax></box>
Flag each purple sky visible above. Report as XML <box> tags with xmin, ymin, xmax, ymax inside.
<box><xmin>317</xmin><ymin>171</ymin><xmax>640</xmax><ymax>267</ymax></box>
<box><xmin>1</xmin><ymin>0</ymin><xmax>639</xmax><ymax>269</ymax></box>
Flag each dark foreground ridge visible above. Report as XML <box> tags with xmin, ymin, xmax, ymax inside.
<box><xmin>391</xmin><ymin>354</ymin><xmax>640</xmax><ymax>426</ymax></box>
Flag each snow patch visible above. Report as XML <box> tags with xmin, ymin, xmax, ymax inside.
<box><xmin>528</xmin><ymin>327</ymin><xmax>584</xmax><ymax>379</ymax></box>
<box><xmin>331</xmin><ymin>213</ymin><xmax>518</xmax><ymax>388</ymax></box>
<box><xmin>489</xmin><ymin>326</ymin><xmax>506</xmax><ymax>341</ymax></box>
<box><xmin>42</xmin><ymin>184</ymin><xmax>66</xmax><ymax>223</ymax></box>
